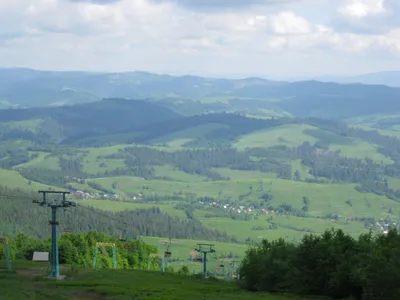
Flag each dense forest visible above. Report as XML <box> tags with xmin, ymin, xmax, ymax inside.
<box><xmin>0</xmin><ymin>186</ymin><xmax>237</xmax><ymax>243</ymax></box>
<box><xmin>0</xmin><ymin>231</ymin><xmax>159</xmax><ymax>270</ymax></box>
<box><xmin>239</xmin><ymin>228</ymin><xmax>400</xmax><ymax>300</ymax></box>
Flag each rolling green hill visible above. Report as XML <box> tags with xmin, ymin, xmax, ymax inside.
<box><xmin>2</xmin><ymin>109</ymin><xmax>400</xmax><ymax>248</ymax></box>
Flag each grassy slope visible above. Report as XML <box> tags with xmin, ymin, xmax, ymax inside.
<box><xmin>347</xmin><ymin>113</ymin><xmax>400</xmax><ymax>128</ymax></box>
<box><xmin>77</xmin><ymin>200</ymin><xmax>187</xmax><ymax>219</ymax></box>
<box><xmin>154</xmin><ymin>165</ymin><xmax>208</xmax><ymax>182</ymax></box>
<box><xmin>198</xmin><ymin>214</ymin><xmax>368</xmax><ymax>242</ymax></box>
<box><xmin>0</xmin><ymin>169</ymin><xmax>52</xmax><ymax>191</ymax></box>
<box><xmin>234</xmin><ymin>124</ymin><xmax>391</xmax><ymax>163</ymax></box>
<box><xmin>92</xmin><ymin>176</ymin><xmax>397</xmax><ymax>218</ymax></box>
<box><xmin>1</xmin><ymin>261</ymin><xmax>320</xmax><ymax>300</ymax></box>
<box><xmin>234</xmin><ymin>124</ymin><xmax>318</xmax><ymax>149</ymax></box>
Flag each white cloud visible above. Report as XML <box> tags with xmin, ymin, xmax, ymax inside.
<box><xmin>338</xmin><ymin>0</ymin><xmax>385</xmax><ymax>19</ymax></box>
<box><xmin>268</xmin><ymin>12</ymin><xmax>312</xmax><ymax>35</ymax></box>
<box><xmin>0</xmin><ymin>0</ymin><xmax>398</xmax><ymax>78</ymax></box>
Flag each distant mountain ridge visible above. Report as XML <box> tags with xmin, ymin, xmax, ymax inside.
<box><xmin>315</xmin><ymin>70</ymin><xmax>400</xmax><ymax>88</ymax></box>
<box><xmin>1</xmin><ymin>68</ymin><xmax>400</xmax><ymax>121</ymax></box>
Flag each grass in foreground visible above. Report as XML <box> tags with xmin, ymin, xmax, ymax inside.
<box><xmin>0</xmin><ymin>261</ymin><xmax>326</xmax><ymax>300</ymax></box>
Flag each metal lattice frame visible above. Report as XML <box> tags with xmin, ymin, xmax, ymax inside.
<box><xmin>93</xmin><ymin>242</ymin><xmax>117</xmax><ymax>269</ymax></box>
<box><xmin>147</xmin><ymin>253</ymin><xmax>165</xmax><ymax>272</ymax></box>
<box><xmin>0</xmin><ymin>237</ymin><xmax>12</xmax><ymax>272</ymax></box>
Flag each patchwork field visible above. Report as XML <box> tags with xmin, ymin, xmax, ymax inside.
<box><xmin>87</xmin><ymin>176</ymin><xmax>397</xmax><ymax>218</ymax></box>
<box><xmin>3</xmin><ymin>118</ymin><xmax>400</xmax><ymax>258</ymax></box>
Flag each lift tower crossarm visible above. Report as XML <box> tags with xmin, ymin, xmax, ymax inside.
<box><xmin>33</xmin><ymin>190</ymin><xmax>75</xmax><ymax>279</ymax></box>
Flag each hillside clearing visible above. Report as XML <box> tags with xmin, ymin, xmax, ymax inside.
<box><xmin>234</xmin><ymin>124</ymin><xmax>318</xmax><ymax>150</ymax></box>
<box><xmin>1</xmin><ymin>261</ymin><xmax>326</xmax><ymax>300</ymax></box>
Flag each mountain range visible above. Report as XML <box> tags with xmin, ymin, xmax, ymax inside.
<box><xmin>314</xmin><ymin>71</ymin><xmax>400</xmax><ymax>88</ymax></box>
<box><xmin>1</xmin><ymin>68</ymin><xmax>400</xmax><ymax>113</ymax></box>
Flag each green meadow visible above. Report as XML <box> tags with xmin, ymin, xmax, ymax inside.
<box><xmin>0</xmin><ymin>261</ymin><xmax>323</xmax><ymax>300</ymax></box>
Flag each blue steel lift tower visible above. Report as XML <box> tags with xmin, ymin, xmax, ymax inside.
<box><xmin>33</xmin><ymin>190</ymin><xmax>76</xmax><ymax>279</ymax></box>
<box><xmin>195</xmin><ymin>243</ymin><xmax>216</xmax><ymax>279</ymax></box>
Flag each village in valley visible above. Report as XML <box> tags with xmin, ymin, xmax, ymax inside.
<box><xmin>70</xmin><ymin>188</ymin><xmax>397</xmax><ymax>236</ymax></box>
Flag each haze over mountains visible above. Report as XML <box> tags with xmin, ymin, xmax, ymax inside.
<box><xmin>1</xmin><ymin>68</ymin><xmax>400</xmax><ymax>118</ymax></box>
<box><xmin>1</xmin><ymin>67</ymin><xmax>400</xmax><ymax>148</ymax></box>
<box><xmin>315</xmin><ymin>71</ymin><xmax>400</xmax><ymax>88</ymax></box>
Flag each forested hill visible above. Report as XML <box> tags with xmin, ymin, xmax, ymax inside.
<box><xmin>0</xmin><ymin>186</ymin><xmax>236</xmax><ymax>243</ymax></box>
<box><xmin>0</xmin><ymin>98</ymin><xmax>183</xmax><ymax>143</ymax></box>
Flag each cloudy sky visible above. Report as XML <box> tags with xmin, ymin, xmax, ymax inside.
<box><xmin>0</xmin><ymin>0</ymin><xmax>399</xmax><ymax>79</ymax></box>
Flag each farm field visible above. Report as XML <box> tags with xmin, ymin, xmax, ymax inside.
<box><xmin>196</xmin><ymin>214</ymin><xmax>369</xmax><ymax>242</ymax></box>
<box><xmin>78</xmin><ymin>199</ymin><xmax>188</xmax><ymax>219</ymax></box>
<box><xmin>0</xmin><ymin>169</ymin><xmax>50</xmax><ymax>191</ymax></box>
<box><xmin>87</xmin><ymin>176</ymin><xmax>398</xmax><ymax>219</ymax></box>
<box><xmin>233</xmin><ymin>124</ymin><xmax>319</xmax><ymax>150</ymax></box>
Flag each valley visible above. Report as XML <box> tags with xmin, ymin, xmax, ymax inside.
<box><xmin>2</xmin><ymin>69</ymin><xmax>400</xmax><ymax>299</ymax></box>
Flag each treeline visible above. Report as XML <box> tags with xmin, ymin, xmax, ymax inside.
<box><xmin>249</xmin><ymin>143</ymin><xmax>384</xmax><ymax>183</ymax></box>
<box><xmin>19</xmin><ymin>168</ymin><xmax>69</xmax><ymax>189</ymax></box>
<box><xmin>135</xmin><ymin>113</ymin><xmax>290</xmax><ymax>146</ymax></box>
<box><xmin>0</xmin><ymin>147</ymin><xmax>37</xmax><ymax>168</ymax></box>
<box><xmin>303</xmin><ymin>117</ymin><xmax>400</xmax><ymax>162</ymax></box>
<box><xmin>239</xmin><ymin>228</ymin><xmax>400</xmax><ymax>300</ymax></box>
<box><xmin>0</xmin><ymin>186</ymin><xmax>237</xmax><ymax>243</ymax></box>
<box><xmin>66</xmin><ymin>112</ymin><xmax>291</xmax><ymax>147</ymax></box>
<box><xmin>248</xmin><ymin>141</ymin><xmax>400</xmax><ymax>199</ymax></box>
<box><xmin>0</xmin><ymin>231</ymin><xmax>159</xmax><ymax>270</ymax></box>
<box><xmin>103</xmin><ymin>146</ymin><xmax>290</xmax><ymax>181</ymax></box>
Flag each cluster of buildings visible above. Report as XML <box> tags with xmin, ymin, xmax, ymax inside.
<box><xmin>370</xmin><ymin>219</ymin><xmax>398</xmax><ymax>234</ymax></box>
<box><xmin>203</xmin><ymin>200</ymin><xmax>276</xmax><ymax>215</ymax></box>
<box><xmin>72</xmin><ymin>190</ymin><xmax>121</xmax><ymax>200</ymax></box>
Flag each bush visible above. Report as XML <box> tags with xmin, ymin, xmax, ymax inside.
<box><xmin>239</xmin><ymin>228</ymin><xmax>400</xmax><ymax>300</ymax></box>
<box><xmin>177</xmin><ymin>265</ymin><xmax>189</xmax><ymax>276</ymax></box>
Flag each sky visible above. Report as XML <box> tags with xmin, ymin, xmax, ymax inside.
<box><xmin>0</xmin><ymin>0</ymin><xmax>399</xmax><ymax>79</ymax></box>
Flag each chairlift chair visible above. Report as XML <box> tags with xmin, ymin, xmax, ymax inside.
<box><xmin>195</xmin><ymin>253</ymin><xmax>203</xmax><ymax>262</ymax></box>
<box><xmin>119</xmin><ymin>230</ymin><xmax>130</xmax><ymax>248</ymax></box>
<box><xmin>164</xmin><ymin>238</ymin><xmax>172</xmax><ymax>258</ymax></box>
<box><xmin>62</xmin><ymin>208</ymin><xmax>73</xmax><ymax>233</ymax></box>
